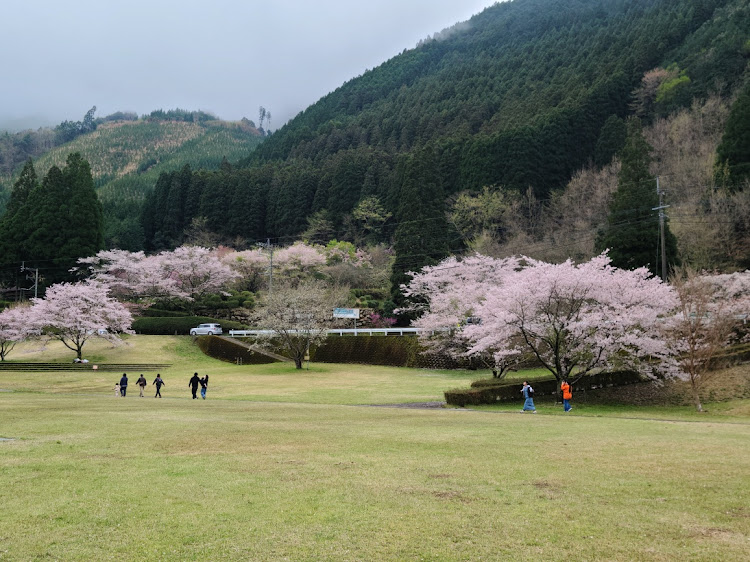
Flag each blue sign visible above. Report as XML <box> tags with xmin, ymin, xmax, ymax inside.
<box><xmin>333</xmin><ymin>308</ymin><xmax>360</xmax><ymax>319</ymax></box>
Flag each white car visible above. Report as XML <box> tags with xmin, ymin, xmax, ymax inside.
<box><xmin>189</xmin><ymin>323</ymin><xmax>223</xmax><ymax>336</ymax></box>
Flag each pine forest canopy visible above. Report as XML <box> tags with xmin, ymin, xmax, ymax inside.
<box><xmin>0</xmin><ymin>153</ymin><xmax>104</xmax><ymax>287</ymax></box>
<box><xmin>140</xmin><ymin>0</ymin><xmax>749</xmax><ymax>276</ymax></box>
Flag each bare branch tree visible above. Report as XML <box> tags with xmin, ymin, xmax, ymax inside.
<box><xmin>253</xmin><ymin>280</ymin><xmax>348</xmax><ymax>369</ymax></box>
<box><xmin>666</xmin><ymin>267</ymin><xmax>750</xmax><ymax>412</ymax></box>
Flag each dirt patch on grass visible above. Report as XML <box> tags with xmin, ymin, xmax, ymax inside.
<box><xmin>532</xmin><ymin>479</ymin><xmax>564</xmax><ymax>500</ymax></box>
<box><xmin>725</xmin><ymin>507</ymin><xmax>750</xmax><ymax>518</ymax></box>
<box><xmin>432</xmin><ymin>490</ymin><xmax>473</xmax><ymax>503</ymax></box>
<box><xmin>687</xmin><ymin>526</ymin><xmax>743</xmax><ymax>542</ymax></box>
<box><xmin>364</xmin><ymin>401</ymin><xmax>446</xmax><ymax>409</ymax></box>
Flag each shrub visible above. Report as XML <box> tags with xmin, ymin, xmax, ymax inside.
<box><xmin>445</xmin><ymin>370</ymin><xmax>644</xmax><ymax>407</ymax></box>
<box><xmin>141</xmin><ymin>308</ymin><xmax>191</xmax><ymax>318</ymax></box>
<box><xmin>195</xmin><ymin>336</ymin><xmax>278</xmax><ymax>365</ymax></box>
<box><xmin>312</xmin><ymin>335</ymin><xmax>463</xmax><ymax>368</ymax></box>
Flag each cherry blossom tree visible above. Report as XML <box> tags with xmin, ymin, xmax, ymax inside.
<box><xmin>253</xmin><ymin>280</ymin><xmax>348</xmax><ymax>369</ymax></box>
<box><xmin>29</xmin><ymin>281</ymin><xmax>134</xmax><ymax>359</ymax></box>
<box><xmin>223</xmin><ymin>242</ymin><xmax>380</xmax><ymax>292</ymax></box>
<box><xmin>0</xmin><ymin>305</ymin><xmax>38</xmax><ymax>361</ymax></box>
<box><xmin>405</xmin><ymin>253</ymin><xmax>678</xmax><ymax>383</ymax></box>
<box><xmin>403</xmin><ymin>254</ymin><xmax>525</xmax><ymax>377</ymax></box>
<box><xmin>159</xmin><ymin>246</ymin><xmax>239</xmax><ymax>301</ymax></box>
<box><xmin>78</xmin><ymin>246</ymin><xmax>239</xmax><ymax>305</ymax></box>
<box><xmin>222</xmin><ymin>248</ymin><xmax>271</xmax><ymax>292</ymax></box>
<box><xmin>274</xmin><ymin>241</ymin><xmax>327</xmax><ymax>284</ymax></box>
<box><xmin>77</xmin><ymin>249</ymin><xmax>173</xmax><ymax>300</ymax></box>
<box><xmin>665</xmin><ymin>268</ymin><xmax>750</xmax><ymax>411</ymax></box>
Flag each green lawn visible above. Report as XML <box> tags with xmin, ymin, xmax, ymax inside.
<box><xmin>1</xmin><ymin>336</ymin><xmax>749</xmax><ymax>560</ymax></box>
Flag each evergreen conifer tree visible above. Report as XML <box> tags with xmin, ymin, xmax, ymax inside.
<box><xmin>596</xmin><ymin>118</ymin><xmax>678</xmax><ymax>275</ymax></box>
<box><xmin>715</xmin><ymin>81</ymin><xmax>750</xmax><ymax>189</ymax></box>
<box><xmin>59</xmin><ymin>152</ymin><xmax>104</xmax><ymax>260</ymax></box>
<box><xmin>389</xmin><ymin>147</ymin><xmax>458</xmax><ymax>315</ymax></box>
<box><xmin>5</xmin><ymin>159</ymin><xmax>37</xmax><ymax>218</ymax></box>
<box><xmin>0</xmin><ymin>159</ymin><xmax>38</xmax><ymax>266</ymax></box>
<box><xmin>594</xmin><ymin>115</ymin><xmax>628</xmax><ymax>168</ymax></box>
<box><xmin>23</xmin><ymin>153</ymin><xmax>104</xmax><ymax>284</ymax></box>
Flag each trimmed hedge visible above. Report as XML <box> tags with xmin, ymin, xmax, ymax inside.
<box><xmin>194</xmin><ymin>336</ymin><xmax>278</xmax><ymax>365</ymax></box>
<box><xmin>131</xmin><ymin>316</ymin><xmax>247</xmax><ymax>335</ymax></box>
<box><xmin>445</xmin><ymin>370</ymin><xmax>645</xmax><ymax>407</ymax></box>
<box><xmin>312</xmin><ymin>335</ymin><xmax>464</xmax><ymax>369</ymax></box>
<box><xmin>709</xmin><ymin>342</ymin><xmax>750</xmax><ymax>369</ymax></box>
<box><xmin>141</xmin><ymin>309</ymin><xmax>191</xmax><ymax>318</ymax></box>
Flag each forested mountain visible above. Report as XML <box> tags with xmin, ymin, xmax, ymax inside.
<box><xmin>2</xmin><ymin>0</ymin><xmax>748</xmax><ymax>302</ymax></box>
<box><xmin>141</xmin><ymin>0</ymin><xmax>749</xmax><ymax>286</ymax></box>
<box><xmin>0</xmin><ymin>153</ymin><xmax>104</xmax><ymax>287</ymax></box>
<box><xmin>0</xmin><ymin>110</ymin><xmax>264</xmax><ymax>250</ymax></box>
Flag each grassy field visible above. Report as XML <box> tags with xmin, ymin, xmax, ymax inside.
<box><xmin>1</xmin><ymin>336</ymin><xmax>749</xmax><ymax>560</ymax></box>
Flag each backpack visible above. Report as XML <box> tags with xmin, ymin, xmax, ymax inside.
<box><xmin>527</xmin><ymin>386</ymin><xmax>534</xmax><ymax>398</ymax></box>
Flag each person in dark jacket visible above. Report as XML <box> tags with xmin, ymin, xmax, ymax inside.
<box><xmin>199</xmin><ymin>374</ymin><xmax>209</xmax><ymax>400</ymax></box>
<box><xmin>136</xmin><ymin>374</ymin><xmax>147</xmax><ymax>397</ymax></box>
<box><xmin>119</xmin><ymin>373</ymin><xmax>128</xmax><ymax>397</ymax></box>
<box><xmin>189</xmin><ymin>373</ymin><xmax>200</xmax><ymax>399</ymax></box>
<box><xmin>153</xmin><ymin>374</ymin><xmax>165</xmax><ymax>398</ymax></box>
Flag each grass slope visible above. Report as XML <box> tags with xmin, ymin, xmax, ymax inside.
<box><xmin>0</xmin><ymin>336</ymin><xmax>748</xmax><ymax>561</ymax></box>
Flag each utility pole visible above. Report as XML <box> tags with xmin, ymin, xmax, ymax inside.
<box><xmin>652</xmin><ymin>176</ymin><xmax>669</xmax><ymax>282</ymax></box>
<box><xmin>20</xmin><ymin>262</ymin><xmax>39</xmax><ymax>298</ymax></box>
<box><xmin>257</xmin><ymin>239</ymin><xmax>274</xmax><ymax>294</ymax></box>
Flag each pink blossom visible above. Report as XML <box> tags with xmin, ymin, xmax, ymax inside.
<box><xmin>275</xmin><ymin>241</ymin><xmax>327</xmax><ymax>273</ymax></box>
<box><xmin>0</xmin><ymin>305</ymin><xmax>39</xmax><ymax>361</ymax></box>
<box><xmin>405</xmin><ymin>252</ymin><xmax>678</xmax><ymax>381</ymax></box>
<box><xmin>79</xmin><ymin>246</ymin><xmax>239</xmax><ymax>302</ymax></box>
<box><xmin>368</xmin><ymin>313</ymin><xmax>397</xmax><ymax>328</ymax></box>
<box><xmin>28</xmin><ymin>281</ymin><xmax>134</xmax><ymax>359</ymax></box>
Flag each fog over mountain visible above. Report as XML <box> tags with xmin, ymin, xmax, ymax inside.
<box><xmin>1</xmin><ymin>0</ymin><xmax>497</xmax><ymax>131</ymax></box>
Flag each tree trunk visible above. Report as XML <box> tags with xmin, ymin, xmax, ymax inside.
<box><xmin>690</xmin><ymin>380</ymin><xmax>704</xmax><ymax>412</ymax></box>
<box><xmin>294</xmin><ymin>356</ymin><xmax>303</xmax><ymax>369</ymax></box>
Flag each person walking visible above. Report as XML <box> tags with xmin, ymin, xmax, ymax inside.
<box><xmin>561</xmin><ymin>379</ymin><xmax>573</xmax><ymax>412</ymax></box>
<box><xmin>199</xmin><ymin>374</ymin><xmax>209</xmax><ymax>400</ymax></box>
<box><xmin>520</xmin><ymin>381</ymin><xmax>536</xmax><ymax>413</ymax></box>
<box><xmin>189</xmin><ymin>373</ymin><xmax>200</xmax><ymax>399</ymax></box>
<box><xmin>136</xmin><ymin>374</ymin><xmax>147</xmax><ymax>397</ymax></box>
<box><xmin>119</xmin><ymin>373</ymin><xmax>128</xmax><ymax>397</ymax></box>
<box><xmin>153</xmin><ymin>374</ymin><xmax>165</xmax><ymax>398</ymax></box>
<box><xmin>114</xmin><ymin>382</ymin><xmax>120</xmax><ymax>397</ymax></box>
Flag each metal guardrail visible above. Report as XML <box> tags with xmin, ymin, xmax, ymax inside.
<box><xmin>228</xmin><ymin>328</ymin><xmax>440</xmax><ymax>337</ymax></box>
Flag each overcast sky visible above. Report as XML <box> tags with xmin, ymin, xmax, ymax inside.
<box><xmin>1</xmin><ymin>0</ymin><xmax>499</xmax><ymax>131</ymax></box>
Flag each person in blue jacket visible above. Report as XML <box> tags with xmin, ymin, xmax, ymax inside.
<box><xmin>199</xmin><ymin>374</ymin><xmax>209</xmax><ymax>400</ymax></box>
<box><xmin>119</xmin><ymin>373</ymin><xmax>128</xmax><ymax>397</ymax></box>
<box><xmin>520</xmin><ymin>381</ymin><xmax>536</xmax><ymax>413</ymax></box>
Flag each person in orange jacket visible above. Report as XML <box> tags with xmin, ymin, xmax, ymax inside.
<box><xmin>561</xmin><ymin>380</ymin><xmax>572</xmax><ymax>412</ymax></box>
